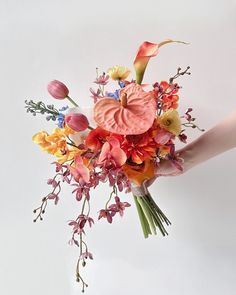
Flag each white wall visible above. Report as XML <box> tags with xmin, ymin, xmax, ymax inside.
<box><xmin>0</xmin><ymin>0</ymin><xmax>236</xmax><ymax>294</ymax></box>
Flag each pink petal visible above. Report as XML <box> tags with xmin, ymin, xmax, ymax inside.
<box><xmin>77</xmin><ymin>164</ymin><xmax>90</xmax><ymax>183</ymax></box>
<box><xmin>74</xmin><ymin>155</ymin><xmax>83</xmax><ymax>166</ymax></box>
<box><xmin>154</xmin><ymin>129</ymin><xmax>173</xmax><ymax>145</ymax></box>
<box><xmin>98</xmin><ymin>142</ymin><xmax>111</xmax><ymax>163</ymax></box>
<box><xmin>110</xmin><ymin>147</ymin><xmax>127</xmax><ymax>167</ymax></box>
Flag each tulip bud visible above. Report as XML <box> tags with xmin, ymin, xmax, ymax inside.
<box><xmin>47</xmin><ymin>80</ymin><xmax>69</xmax><ymax>99</ymax></box>
<box><xmin>65</xmin><ymin>113</ymin><xmax>89</xmax><ymax>132</ymax></box>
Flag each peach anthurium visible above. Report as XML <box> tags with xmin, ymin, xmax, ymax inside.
<box><xmin>134</xmin><ymin>40</ymin><xmax>188</xmax><ymax>84</ymax></box>
<box><xmin>98</xmin><ymin>138</ymin><xmax>127</xmax><ymax>167</ymax></box>
<box><xmin>94</xmin><ymin>83</ymin><xmax>157</xmax><ymax>135</ymax></box>
<box><xmin>69</xmin><ymin>155</ymin><xmax>90</xmax><ymax>183</ymax></box>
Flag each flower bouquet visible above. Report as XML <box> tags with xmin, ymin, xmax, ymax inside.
<box><xmin>25</xmin><ymin>40</ymin><xmax>204</xmax><ymax>292</ymax></box>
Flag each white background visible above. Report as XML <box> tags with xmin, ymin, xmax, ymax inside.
<box><xmin>1</xmin><ymin>0</ymin><xmax>236</xmax><ymax>294</ymax></box>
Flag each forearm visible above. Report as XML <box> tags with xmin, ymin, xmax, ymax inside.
<box><xmin>180</xmin><ymin>110</ymin><xmax>236</xmax><ymax>171</ymax></box>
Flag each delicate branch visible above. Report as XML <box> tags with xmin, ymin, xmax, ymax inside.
<box><xmin>169</xmin><ymin>66</ymin><xmax>191</xmax><ymax>84</ymax></box>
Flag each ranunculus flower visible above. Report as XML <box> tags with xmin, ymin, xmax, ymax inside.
<box><xmin>47</xmin><ymin>80</ymin><xmax>69</xmax><ymax>99</ymax></box>
<box><xmin>65</xmin><ymin>113</ymin><xmax>89</xmax><ymax>132</ymax></box>
<box><xmin>158</xmin><ymin>109</ymin><xmax>182</xmax><ymax>136</ymax></box>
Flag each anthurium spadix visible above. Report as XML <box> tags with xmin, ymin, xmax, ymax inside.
<box><xmin>133</xmin><ymin>40</ymin><xmax>188</xmax><ymax>84</ymax></box>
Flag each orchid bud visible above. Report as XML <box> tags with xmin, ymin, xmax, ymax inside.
<box><xmin>65</xmin><ymin>113</ymin><xmax>89</xmax><ymax>132</ymax></box>
<box><xmin>47</xmin><ymin>80</ymin><xmax>69</xmax><ymax>99</ymax></box>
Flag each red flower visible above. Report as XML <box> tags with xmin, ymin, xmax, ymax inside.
<box><xmin>85</xmin><ymin>127</ymin><xmax>110</xmax><ymax>151</ymax></box>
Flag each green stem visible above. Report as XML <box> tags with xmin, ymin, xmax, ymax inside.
<box><xmin>137</xmin><ymin>197</ymin><xmax>157</xmax><ymax>235</ymax></box>
<box><xmin>133</xmin><ymin>195</ymin><xmax>149</xmax><ymax>238</ymax></box>
<box><xmin>66</xmin><ymin>95</ymin><xmax>79</xmax><ymax>107</ymax></box>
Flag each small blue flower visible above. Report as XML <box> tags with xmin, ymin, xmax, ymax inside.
<box><xmin>118</xmin><ymin>81</ymin><xmax>126</xmax><ymax>88</ymax></box>
<box><xmin>57</xmin><ymin>113</ymin><xmax>65</xmax><ymax>128</ymax></box>
<box><xmin>59</xmin><ymin>105</ymin><xmax>69</xmax><ymax>112</ymax></box>
<box><xmin>106</xmin><ymin>89</ymin><xmax>120</xmax><ymax>100</ymax></box>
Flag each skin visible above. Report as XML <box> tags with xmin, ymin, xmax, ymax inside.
<box><xmin>146</xmin><ymin>110</ymin><xmax>236</xmax><ymax>186</ymax></box>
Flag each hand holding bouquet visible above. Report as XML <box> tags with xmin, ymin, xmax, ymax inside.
<box><xmin>25</xmin><ymin>40</ymin><xmax>204</xmax><ymax>292</ymax></box>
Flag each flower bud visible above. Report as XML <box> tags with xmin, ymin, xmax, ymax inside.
<box><xmin>47</xmin><ymin>80</ymin><xmax>69</xmax><ymax>99</ymax></box>
<box><xmin>65</xmin><ymin>113</ymin><xmax>89</xmax><ymax>132</ymax></box>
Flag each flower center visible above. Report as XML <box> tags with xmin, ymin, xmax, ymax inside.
<box><xmin>120</xmin><ymin>92</ymin><xmax>128</xmax><ymax>108</ymax></box>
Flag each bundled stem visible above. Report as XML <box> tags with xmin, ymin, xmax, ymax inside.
<box><xmin>132</xmin><ymin>184</ymin><xmax>171</xmax><ymax>238</ymax></box>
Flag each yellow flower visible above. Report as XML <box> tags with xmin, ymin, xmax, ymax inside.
<box><xmin>108</xmin><ymin>65</ymin><xmax>130</xmax><ymax>81</ymax></box>
<box><xmin>32</xmin><ymin>127</ymin><xmax>80</xmax><ymax>164</ymax></box>
<box><xmin>159</xmin><ymin>109</ymin><xmax>182</xmax><ymax>136</ymax></box>
<box><xmin>32</xmin><ymin>131</ymin><xmax>51</xmax><ymax>149</ymax></box>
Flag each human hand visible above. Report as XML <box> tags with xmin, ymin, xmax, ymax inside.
<box><xmin>145</xmin><ymin>150</ymin><xmax>186</xmax><ymax>187</ymax></box>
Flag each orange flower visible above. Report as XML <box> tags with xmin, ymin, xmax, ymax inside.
<box><xmin>122</xmin><ymin>132</ymin><xmax>157</xmax><ymax>164</ymax></box>
<box><xmin>162</xmin><ymin>94</ymin><xmax>179</xmax><ymax>111</ymax></box>
<box><xmin>122</xmin><ymin>159</ymin><xmax>155</xmax><ymax>186</ymax></box>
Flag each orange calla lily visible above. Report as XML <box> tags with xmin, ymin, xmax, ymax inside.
<box><xmin>134</xmin><ymin>40</ymin><xmax>188</xmax><ymax>85</ymax></box>
<box><xmin>122</xmin><ymin>159</ymin><xmax>155</xmax><ymax>186</ymax></box>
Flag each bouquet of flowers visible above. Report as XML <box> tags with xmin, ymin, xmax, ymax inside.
<box><xmin>25</xmin><ymin>40</ymin><xmax>204</xmax><ymax>292</ymax></box>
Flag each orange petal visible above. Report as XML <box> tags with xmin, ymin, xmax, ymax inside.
<box><xmin>134</xmin><ymin>40</ymin><xmax>188</xmax><ymax>84</ymax></box>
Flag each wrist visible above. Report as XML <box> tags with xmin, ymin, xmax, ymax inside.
<box><xmin>177</xmin><ymin>146</ymin><xmax>196</xmax><ymax>173</ymax></box>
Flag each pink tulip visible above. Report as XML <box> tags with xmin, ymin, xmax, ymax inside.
<box><xmin>65</xmin><ymin>113</ymin><xmax>89</xmax><ymax>132</ymax></box>
<box><xmin>47</xmin><ymin>80</ymin><xmax>69</xmax><ymax>99</ymax></box>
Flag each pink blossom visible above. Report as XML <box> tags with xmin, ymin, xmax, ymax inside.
<box><xmin>178</xmin><ymin>133</ymin><xmax>187</xmax><ymax>143</ymax></box>
<box><xmin>80</xmin><ymin>251</ymin><xmax>93</xmax><ymax>260</ymax></box>
<box><xmin>47</xmin><ymin>178</ymin><xmax>58</xmax><ymax>188</ymax></box>
<box><xmin>98</xmin><ymin>138</ymin><xmax>127</xmax><ymax>168</ymax></box>
<box><xmin>47</xmin><ymin>193</ymin><xmax>59</xmax><ymax>205</ymax></box>
<box><xmin>68</xmin><ymin>220</ymin><xmax>85</xmax><ymax>234</ymax></box>
<box><xmin>90</xmin><ymin>88</ymin><xmax>102</xmax><ymax>103</ymax></box>
<box><xmin>47</xmin><ymin>80</ymin><xmax>69</xmax><ymax>99</ymax></box>
<box><xmin>94</xmin><ymin>73</ymin><xmax>109</xmax><ymax>85</ymax></box>
<box><xmin>108</xmin><ymin>196</ymin><xmax>131</xmax><ymax>217</ymax></box>
<box><xmin>69</xmin><ymin>155</ymin><xmax>90</xmax><ymax>183</ymax></box>
<box><xmin>98</xmin><ymin>209</ymin><xmax>115</xmax><ymax>223</ymax></box>
<box><xmin>65</xmin><ymin>113</ymin><xmax>89</xmax><ymax>132</ymax></box>
<box><xmin>154</xmin><ymin>128</ymin><xmax>173</xmax><ymax>145</ymax></box>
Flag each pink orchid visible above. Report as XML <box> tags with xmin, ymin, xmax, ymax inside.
<box><xmin>80</xmin><ymin>251</ymin><xmax>93</xmax><ymax>260</ymax></box>
<box><xmin>108</xmin><ymin>196</ymin><xmax>131</xmax><ymax>217</ymax></box>
<box><xmin>154</xmin><ymin>128</ymin><xmax>173</xmax><ymax>145</ymax></box>
<box><xmin>89</xmin><ymin>88</ymin><xmax>102</xmax><ymax>103</ymax></box>
<box><xmin>98</xmin><ymin>138</ymin><xmax>127</xmax><ymax>167</ymax></box>
<box><xmin>69</xmin><ymin>155</ymin><xmax>90</xmax><ymax>183</ymax></box>
<box><xmin>98</xmin><ymin>209</ymin><xmax>116</xmax><ymax>223</ymax></box>
<box><xmin>94</xmin><ymin>73</ymin><xmax>109</xmax><ymax>85</ymax></box>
